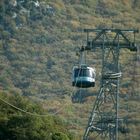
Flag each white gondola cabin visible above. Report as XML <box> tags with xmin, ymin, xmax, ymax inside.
<box><xmin>72</xmin><ymin>65</ymin><xmax>96</xmax><ymax>88</ymax></box>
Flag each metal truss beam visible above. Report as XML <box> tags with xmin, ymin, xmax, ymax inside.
<box><xmin>80</xmin><ymin>28</ymin><xmax>138</xmax><ymax>52</ymax></box>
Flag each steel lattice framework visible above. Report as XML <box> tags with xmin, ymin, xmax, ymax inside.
<box><xmin>81</xmin><ymin>29</ymin><xmax>138</xmax><ymax>140</ymax></box>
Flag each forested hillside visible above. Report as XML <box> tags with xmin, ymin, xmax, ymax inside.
<box><xmin>0</xmin><ymin>0</ymin><xmax>140</xmax><ymax>139</ymax></box>
<box><xmin>0</xmin><ymin>92</ymin><xmax>73</xmax><ymax>140</ymax></box>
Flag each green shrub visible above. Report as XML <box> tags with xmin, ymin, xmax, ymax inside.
<box><xmin>52</xmin><ymin>132</ymin><xmax>70</xmax><ymax>140</ymax></box>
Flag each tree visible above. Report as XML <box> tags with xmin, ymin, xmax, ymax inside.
<box><xmin>52</xmin><ymin>132</ymin><xmax>70</xmax><ymax>140</ymax></box>
<box><xmin>0</xmin><ymin>92</ymin><xmax>71</xmax><ymax>140</ymax></box>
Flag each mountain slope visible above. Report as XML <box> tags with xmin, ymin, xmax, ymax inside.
<box><xmin>0</xmin><ymin>0</ymin><xmax>140</xmax><ymax>139</ymax></box>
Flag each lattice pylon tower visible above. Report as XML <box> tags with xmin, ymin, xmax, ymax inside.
<box><xmin>82</xmin><ymin>29</ymin><xmax>138</xmax><ymax>140</ymax></box>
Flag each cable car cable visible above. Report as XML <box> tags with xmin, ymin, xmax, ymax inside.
<box><xmin>0</xmin><ymin>94</ymin><xmax>73</xmax><ymax>117</ymax></box>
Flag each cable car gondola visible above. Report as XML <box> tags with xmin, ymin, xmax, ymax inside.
<box><xmin>72</xmin><ymin>65</ymin><xmax>96</xmax><ymax>88</ymax></box>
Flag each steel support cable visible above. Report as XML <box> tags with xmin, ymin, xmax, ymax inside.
<box><xmin>0</xmin><ymin>67</ymin><xmax>83</xmax><ymax>118</ymax></box>
<box><xmin>1</xmin><ymin>30</ymin><xmax>84</xmax><ymax>118</ymax></box>
<box><xmin>0</xmin><ymin>94</ymin><xmax>77</xmax><ymax>117</ymax></box>
<box><xmin>0</xmin><ymin>97</ymin><xmax>50</xmax><ymax>117</ymax></box>
<box><xmin>0</xmin><ymin>1</ymin><xmax>97</xmax><ymax>124</ymax></box>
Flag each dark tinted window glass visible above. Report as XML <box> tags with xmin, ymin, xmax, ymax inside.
<box><xmin>74</xmin><ymin>68</ymin><xmax>90</xmax><ymax>77</ymax></box>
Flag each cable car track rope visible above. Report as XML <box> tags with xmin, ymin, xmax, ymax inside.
<box><xmin>0</xmin><ymin>68</ymin><xmax>83</xmax><ymax>117</ymax></box>
<box><xmin>0</xmin><ymin>31</ymin><xmax>86</xmax><ymax>118</ymax></box>
<box><xmin>0</xmin><ymin>96</ymin><xmax>67</xmax><ymax>118</ymax></box>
